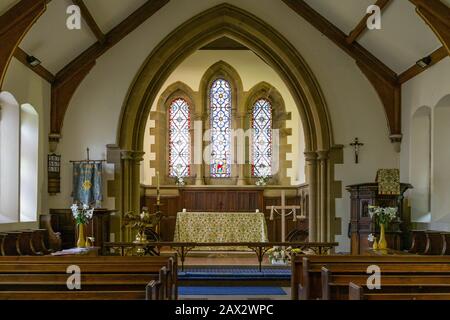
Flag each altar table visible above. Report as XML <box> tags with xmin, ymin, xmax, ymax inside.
<box><xmin>173</xmin><ymin>212</ymin><xmax>268</xmax><ymax>249</ymax></box>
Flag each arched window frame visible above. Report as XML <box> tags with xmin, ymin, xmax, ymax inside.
<box><xmin>245</xmin><ymin>82</ymin><xmax>290</xmax><ymax>185</ymax></box>
<box><xmin>251</xmin><ymin>98</ymin><xmax>273</xmax><ymax>178</ymax></box>
<box><xmin>168</xmin><ymin>97</ymin><xmax>192</xmax><ymax>178</ymax></box>
<box><xmin>150</xmin><ymin>82</ymin><xmax>195</xmax><ymax>185</ymax></box>
<box><xmin>199</xmin><ymin>61</ymin><xmax>243</xmax><ymax>184</ymax></box>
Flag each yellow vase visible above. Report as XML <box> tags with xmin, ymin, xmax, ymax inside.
<box><xmin>77</xmin><ymin>224</ymin><xmax>86</xmax><ymax>248</ymax></box>
<box><xmin>372</xmin><ymin>238</ymin><xmax>379</xmax><ymax>250</ymax></box>
<box><xmin>378</xmin><ymin>223</ymin><xmax>387</xmax><ymax>250</ymax></box>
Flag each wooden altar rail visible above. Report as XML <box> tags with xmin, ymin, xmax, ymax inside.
<box><xmin>103</xmin><ymin>242</ymin><xmax>338</xmax><ymax>271</ymax></box>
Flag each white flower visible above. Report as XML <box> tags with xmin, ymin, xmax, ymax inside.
<box><xmin>368</xmin><ymin>233</ymin><xmax>375</xmax><ymax>242</ymax></box>
<box><xmin>82</xmin><ymin>203</ymin><xmax>89</xmax><ymax>210</ymax></box>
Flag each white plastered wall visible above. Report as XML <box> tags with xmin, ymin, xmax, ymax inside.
<box><xmin>401</xmin><ymin>57</ymin><xmax>450</xmax><ymax>231</ymax></box>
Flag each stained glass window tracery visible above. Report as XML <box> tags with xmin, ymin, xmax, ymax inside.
<box><xmin>168</xmin><ymin>98</ymin><xmax>191</xmax><ymax>177</ymax></box>
<box><xmin>210</xmin><ymin>79</ymin><xmax>232</xmax><ymax>177</ymax></box>
<box><xmin>252</xmin><ymin>98</ymin><xmax>272</xmax><ymax>177</ymax></box>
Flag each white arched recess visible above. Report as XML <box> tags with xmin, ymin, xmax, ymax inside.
<box><xmin>0</xmin><ymin>92</ymin><xmax>20</xmax><ymax>223</ymax></box>
<box><xmin>20</xmin><ymin>104</ymin><xmax>39</xmax><ymax>222</ymax></box>
<box><xmin>432</xmin><ymin>95</ymin><xmax>450</xmax><ymax>229</ymax></box>
<box><xmin>0</xmin><ymin>92</ymin><xmax>39</xmax><ymax>224</ymax></box>
<box><xmin>410</xmin><ymin>106</ymin><xmax>431</xmax><ymax>223</ymax></box>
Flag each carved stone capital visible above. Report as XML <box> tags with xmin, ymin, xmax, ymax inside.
<box><xmin>304</xmin><ymin>151</ymin><xmax>318</xmax><ymax>162</ymax></box>
<box><xmin>317</xmin><ymin>150</ymin><xmax>329</xmax><ymax>161</ymax></box>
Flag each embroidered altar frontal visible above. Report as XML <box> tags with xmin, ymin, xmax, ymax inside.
<box><xmin>173</xmin><ymin>212</ymin><xmax>268</xmax><ymax>250</ymax></box>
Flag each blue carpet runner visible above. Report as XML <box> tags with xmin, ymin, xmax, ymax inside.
<box><xmin>178</xmin><ymin>266</ymin><xmax>290</xmax><ymax>280</ymax></box>
<box><xmin>178</xmin><ymin>286</ymin><xmax>287</xmax><ymax>296</ymax></box>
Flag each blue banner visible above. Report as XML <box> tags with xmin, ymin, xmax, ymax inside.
<box><xmin>72</xmin><ymin>162</ymin><xmax>102</xmax><ymax>207</ymax></box>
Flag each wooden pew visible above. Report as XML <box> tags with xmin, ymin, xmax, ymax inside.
<box><xmin>349</xmin><ymin>282</ymin><xmax>450</xmax><ymax>300</ymax></box>
<box><xmin>291</xmin><ymin>255</ymin><xmax>450</xmax><ymax>300</ymax></box>
<box><xmin>0</xmin><ymin>256</ymin><xmax>177</xmax><ymax>300</ymax></box>
<box><xmin>322</xmin><ymin>266</ymin><xmax>450</xmax><ymax>300</ymax></box>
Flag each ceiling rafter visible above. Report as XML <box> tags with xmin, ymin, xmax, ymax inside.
<box><xmin>347</xmin><ymin>0</ymin><xmax>392</xmax><ymax>44</ymax></box>
<box><xmin>282</xmin><ymin>0</ymin><xmax>401</xmax><ymax>141</ymax></box>
<box><xmin>410</xmin><ymin>0</ymin><xmax>450</xmax><ymax>55</ymax></box>
<box><xmin>50</xmin><ymin>0</ymin><xmax>170</xmax><ymax>137</ymax></box>
<box><xmin>399</xmin><ymin>46</ymin><xmax>448</xmax><ymax>84</ymax></box>
<box><xmin>72</xmin><ymin>0</ymin><xmax>105</xmax><ymax>44</ymax></box>
<box><xmin>0</xmin><ymin>0</ymin><xmax>47</xmax><ymax>89</ymax></box>
<box><xmin>13</xmin><ymin>47</ymin><xmax>55</xmax><ymax>83</ymax></box>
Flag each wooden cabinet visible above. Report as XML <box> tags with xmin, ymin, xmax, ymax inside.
<box><xmin>346</xmin><ymin>183</ymin><xmax>412</xmax><ymax>255</ymax></box>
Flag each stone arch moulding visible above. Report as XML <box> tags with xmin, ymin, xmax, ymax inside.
<box><xmin>117</xmin><ymin>4</ymin><xmax>339</xmax><ymax>242</ymax></box>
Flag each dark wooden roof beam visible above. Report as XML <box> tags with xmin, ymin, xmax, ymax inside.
<box><xmin>72</xmin><ymin>0</ymin><xmax>105</xmax><ymax>43</ymax></box>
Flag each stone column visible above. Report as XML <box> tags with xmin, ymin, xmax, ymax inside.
<box><xmin>317</xmin><ymin>150</ymin><xmax>329</xmax><ymax>242</ymax></box>
<box><xmin>236</xmin><ymin>111</ymin><xmax>246</xmax><ymax>185</ymax></box>
<box><xmin>120</xmin><ymin>150</ymin><xmax>145</xmax><ymax>242</ymax></box>
<box><xmin>304</xmin><ymin>151</ymin><xmax>318</xmax><ymax>242</ymax></box>
<box><xmin>192</xmin><ymin>112</ymin><xmax>204</xmax><ymax>185</ymax></box>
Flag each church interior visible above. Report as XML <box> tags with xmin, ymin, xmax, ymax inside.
<box><xmin>1</xmin><ymin>0</ymin><xmax>450</xmax><ymax>303</ymax></box>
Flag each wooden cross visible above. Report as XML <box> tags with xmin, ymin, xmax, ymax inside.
<box><xmin>350</xmin><ymin>137</ymin><xmax>364</xmax><ymax>164</ymax></box>
<box><xmin>266</xmin><ymin>190</ymin><xmax>304</xmax><ymax>242</ymax></box>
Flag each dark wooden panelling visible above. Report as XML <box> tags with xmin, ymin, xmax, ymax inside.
<box><xmin>48</xmin><ymin>209</ymin><xmax>113</xmax><ymax>249</ymax></box>
<box><xmin>141</xmin><ymin>187</ymin><xmax>309</xmax><ymax>242</ymax></box>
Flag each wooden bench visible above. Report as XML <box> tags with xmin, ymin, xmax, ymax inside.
<box><xmin>349</xmin><ymin>282</ymin><xmax>450</xmax><ymax>300</ymax></box>
<box><xmin>0</xmin><ymin>255</ymin><xmax>177</xmax><ymax>300</ymax></box>
<box><xmin>291</xmin><ymin>255</ymin><xmax>450</xmax><ymax>300</ymax></box>
<box><xmin>0</xmin><ymin>229</ymin><xmax>56</xmax><ymax>256</ymax></box>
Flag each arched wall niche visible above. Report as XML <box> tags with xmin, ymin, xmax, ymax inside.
<box><xmin>432</xmin><ymin>94</ymin><xmax>450</xmax><ymax>229</ymax></box>
<box><xmin>0</xmin><ymin>91</ymin><xmax>20</xmax><ymax>223</ymax></box>
<box><xmin>410</xmin><ymin>105</ymin><xmax>431</xmax><ymax>223</ymax></box>
<box><xmin>117</xmin><ymin>4</ymin><xmax>338</xmax><ymax>242</ymax></box>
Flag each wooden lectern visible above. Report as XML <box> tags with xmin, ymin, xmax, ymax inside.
<box><xmin>346</xmin><ymin>183</ymin><xmax>412</xmax><ymax>255</ymax></box>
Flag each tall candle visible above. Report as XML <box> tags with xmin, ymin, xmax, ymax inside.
<box><xmin>156</xmin><ymin>171</ymin><xmax>161</xmax><ymax>205</ymax></box>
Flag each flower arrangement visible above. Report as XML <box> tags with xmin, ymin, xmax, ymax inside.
<box><xmin>70</xmin><ymin>203</ymin><xmax>94</xmax><ymax>225</ymax></box>
<box><xmin>267</xmin><ymin>246</ymin><xmax>303</xmax><ymax>264</ymax></box>
<box><xmin>368</xmin><ymin>206</ymin><xmax>398</xmax><ymax>225</ymax></box>
<box><xmin>255</xmin><ymin>173</ymin><xmax>271</xmax><ymax>186</ymax></box>
<box><xmin>173</xmin><ymin>166</ymin><xmax>186</xmax><ymax>186</ymax></box>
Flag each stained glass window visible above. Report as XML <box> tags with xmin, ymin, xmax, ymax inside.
<box><xmin>252</xmin><ymin>99</ymin><xmax>272</xmax><ymax>177</ymax></box>
<box><xmin>169</xmin><ymin>98</ymin><xmax>191</xmax><ymax>177</ymax></box>
<box><xmin>210</xmin><ymin>79</ymin><xmax>232</xmax><ymax>177</ymax></box>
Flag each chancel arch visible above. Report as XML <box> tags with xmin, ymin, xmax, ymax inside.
<box><xmin>118</xmin><ymin>4</ymin><xmax>337</xmax><ymax>242</ymax></box>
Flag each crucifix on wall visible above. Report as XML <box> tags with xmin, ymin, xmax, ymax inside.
<box><xmin>350</xmin><ymin>137</ymin><xmax>364</xmax><ymax>164</ymax></box>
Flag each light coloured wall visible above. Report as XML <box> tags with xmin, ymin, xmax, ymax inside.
<box><xmin>0</xmin><ymin>58</ymin><xmax>50</xmax><ymax>231</ymax></box>
<box><xmin>141</xmin><ymin>50</ymin><xmax>305</xmax><ymax>186</ymax></box>
<box><xmin>401</xmin><ymin>57</ymin><xmax>450</xmax><ymax>231</ymax></box>
<box><xmin>8</xmin><ymin>0</ymin><xmax>399</xmax><ymax>251</ymax></box>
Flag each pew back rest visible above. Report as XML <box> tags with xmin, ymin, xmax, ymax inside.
<box><xmin>0</xmin><ymin>255</ymin><xmax>177</xmax><ymax>300</ymax></box>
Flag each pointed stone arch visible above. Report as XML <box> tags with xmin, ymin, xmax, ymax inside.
<box><xmin>117</xmin><ymin>4</ymin><xmax>338</xmax><ymax>241</ymax></box>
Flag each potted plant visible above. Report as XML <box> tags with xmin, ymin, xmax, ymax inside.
<box><xmin>70</xmin><ymin>203</ymin><xmax>94</xmax><ymax>248</ymax></box>
<box><xmin>368</xmin><ymin>206</ymin><xmax>398</xmax><ymax>250</ymax></box>
<box><xmin>267</xmin><ymin>246</ymin><xmax>304</xmax><ymax>265</ymax></box>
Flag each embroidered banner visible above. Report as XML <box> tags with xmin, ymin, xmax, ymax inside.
<box><xmin>376</xmin><ymin>168</ymin><xmax>400</xmax><ymax>195</ymax></box>
<box><xmin>72</xmin><ymin>162</ymin><xmax>103</xmax><ymax>207</ymax></box>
